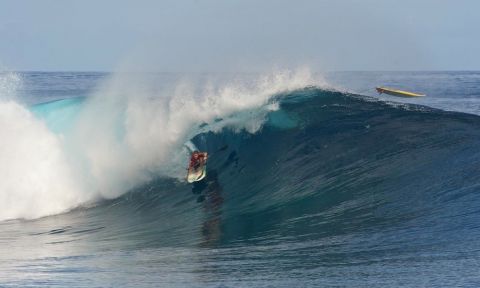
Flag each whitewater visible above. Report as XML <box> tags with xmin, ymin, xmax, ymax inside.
<box><xmin>1</xmin><ymin>70</ymin><xmax>480</xmax><ymax>287</ymax></box>
<box><xmin>0</xmin><ymin>69</ymin><xmax>322</xmax><ymax>220</ymax></box>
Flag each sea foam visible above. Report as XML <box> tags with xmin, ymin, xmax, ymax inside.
<box><xmin>0</xmin><ymin>69</ymin><xmax>323</xmax><ymax>220</ymax></box>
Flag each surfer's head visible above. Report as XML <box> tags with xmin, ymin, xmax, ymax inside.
<box><xmin>192</xmin><ymin>151</ymin><xmax>200</xmax><ymax>159</ymax></box>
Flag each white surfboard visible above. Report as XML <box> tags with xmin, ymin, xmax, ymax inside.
<box><xmin>187</xmin><ymin>162</ymin><xmax>207</xmax><ymax>183</ymax></box>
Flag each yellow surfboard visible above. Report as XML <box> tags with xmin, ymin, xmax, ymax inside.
<box><xmin>376</xmin><ymin>87</ymin><xmax>425</xmax><ymax>97</ymax></box>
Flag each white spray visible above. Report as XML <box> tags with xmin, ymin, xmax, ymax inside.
<box><xmin>0</xmin><ymin>73</ymin><xmax>93</xmax><ymax>220</ymax></box>
<box><xmin>0</xmin><ymin>68</ymin><xmax>324</xmax><ymax>220</ymax></box>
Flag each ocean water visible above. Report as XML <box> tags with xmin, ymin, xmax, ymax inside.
<box><xmin>1</xmin><ymin>71</ymin><xmax>480</xmax><ymax>287</ymax></box>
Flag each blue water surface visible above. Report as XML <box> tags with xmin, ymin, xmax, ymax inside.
<box><xmin>1</xmin><ymin>71</ymin><xmax>480</xmax><ymax>287</ymax></box>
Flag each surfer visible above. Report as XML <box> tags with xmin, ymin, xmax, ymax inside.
<box><xmin>186</xmin><ymin>143</ymin><xmax>227</xmax><ymax>184</ymax></box>
<box><xmin>189</xmin><ymin>151</ymin><xmax>207</xmax><ymax>170</ymax></box>
<box><xmin>186</xmin><ymin>150</ymin><xmax>208</xmax><ymax>183</ymax></box>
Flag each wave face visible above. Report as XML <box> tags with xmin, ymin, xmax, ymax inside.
<box><xmin>2</xmin><ymin>72</ymin><xmax>480</xmax><ymax>287</ymax></box>
<box><xmin>111</xmin><ymin>87</ymin><xmax>480</xmax><ymax>247</ymax></box>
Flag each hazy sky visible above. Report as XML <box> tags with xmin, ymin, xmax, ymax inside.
<box><xmin>1</xmin><ymin>0</ymin><xmax>479</xmax><ymax>72</ymax></box>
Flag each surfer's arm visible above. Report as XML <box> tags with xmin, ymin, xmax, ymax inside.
<box><xmin>195</xmin><ymin>153</ymin><xmax>206</xmax><ymax>165</ymax></box>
